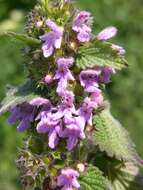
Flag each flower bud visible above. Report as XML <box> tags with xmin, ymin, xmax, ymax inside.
<box><xmin>36</xmin><ymin>21</ymin><xmax>43</xmax><ymax>28</ymax></box>
<box><xmin>77</xmin><ymin>163</ymin><xmax>85</xmax><ymax>172</ymax></box>
<box><xmin>44</xmin><ymin>74</ymin><xmax>53</xmax><ymax>84</ymax></box>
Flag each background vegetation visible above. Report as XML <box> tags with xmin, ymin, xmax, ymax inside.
<box><xmin>0</xmin><ymin>0</ymin><xmax>143</xmax><ymax>189</ymax></box>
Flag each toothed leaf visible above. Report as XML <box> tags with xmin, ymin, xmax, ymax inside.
<box><xmin>76</xmin><ymin>40</ymin><xmax>128</xmax><ymax>70</ymax></box>
<box><xmin>92</xmin><ymin>109</ymin><xmax>139</xmax><ymax>163</ymax></box>
<box><xmin>108</xmin><ymin>162</ymin><xmax>143</xmax><ymax>190</ymax></box>
<box><xmin>79</xmin><ymin>165</ymin><xmax>109</xmax><ymax>190</ymax></box>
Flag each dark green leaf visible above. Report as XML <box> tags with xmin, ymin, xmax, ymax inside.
<box><xmin>79</xmin><ymin>165</ymin><xmax>109</xmax><ymax>190</ymax></box>
<box><xmin>92</xmin><ymin>108</ymin><xmax>139</xmax><ymax>163</ymax></box>
<box><xmin>0</xmin><ymin>80</ymin><xmax>39</xmax><ymax>114</ymax></box>
<box><xmin>76</xmin><ymin>40</ymin><xmax>128</xmax><ymax>70</ymax></box>
<box><xmin>0</xmin><ymin>32</ymin><xmax>41</xmax><ymax>46</ymax></box>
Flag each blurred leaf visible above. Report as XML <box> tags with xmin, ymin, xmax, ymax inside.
<box><xmin>79</xmin><ymin>165</ymin><xmax>109</xmax><ymax>190</ymax></box>
<box><xmin>0</xmin><ymin>32</ymin><xmax>41</xmax><ymax>46</ymax></box>
<box><xmin>92</xmin><ymin>108</ymin><xmax>140</xmax><ymax>163</ymax></box>
<box><xmin>108</xmin><ymin>162</ymin><xmax>143</xmax><ymax>190</ymax></box>
<box><xmin>76</xmin><ymin>40</ymin><xmax>128</xmax><ymax>70</ymax></box>
<box><xmin>0</xmin><ymin>80</ymin><xmax>39</xmax><ymax>114</ymax></box>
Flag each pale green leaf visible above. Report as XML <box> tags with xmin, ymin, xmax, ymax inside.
<box><xmin>108</xmin><ymin>162</ymin><xmax>143</xmax><ymax>190</ymax></box>
<box><xmin>76</xmin><ymin>40</ymin><xmax>128</xmax><ymax>70</ymax></box>
<box><xmin>92</xmin><ymin>108</ymin><xmax>139</xmax><ymax>163</ymax></box>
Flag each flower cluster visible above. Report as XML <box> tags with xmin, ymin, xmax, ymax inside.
<box><xmin>7</xmin><ymin>1</ymin><xmax>126</xmax><ymax>189</ymax></box>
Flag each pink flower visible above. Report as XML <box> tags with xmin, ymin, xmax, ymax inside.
<box><xmin>97</xmin><ymin>26</ymin><xmax>118</xmax><ymax>41</ymax></box>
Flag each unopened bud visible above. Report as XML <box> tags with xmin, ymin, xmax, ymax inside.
<box><xmin>70</xmin><ymin>42</ymin><xmax>77</xmax><ymax>50</ymax></box>
<box><xmin>77</xmin><ymin>163</ymin><xmax>85</xmax><ymax>172</ymax></box>
<box><xmin>36</xmin><ymin>21</ymin><xmax>43</xmax><ymax>28</ymax></box>
<box><xmin>44</xmin><ymin>74</ymin><xmax>53</xmax><ymax>84</ymax></box>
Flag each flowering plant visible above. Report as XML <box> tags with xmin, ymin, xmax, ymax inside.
<box><xmin>0</xmin><ymin>0</ymin><xmax>143</xmax><ymax>189</ymax></box>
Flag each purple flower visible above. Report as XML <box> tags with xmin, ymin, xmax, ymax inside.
<box><xmin>72</xmin><ymin>11</ymin><xmax>92</xmax><ymax>42</ymax></box>
<box><xmin>36</xmin><ymin>110</ymin><xmax>62</xmax><ymax>149</ymax></box>
<box><xmin>111</xmin><ymin>44</ymin><xmax>126</xmax><ymax>55</ymax></box>
<box><xmin>79</xmin><ymin>69</ymin><xmax>101</xmax><ymax>92</ymax></box>
<box><xmin>90</xmin><ymin>89</ymin><xmax>103</xmax><ymax>107</ymax></box>
<box><xmin>79</xmin><ymin>88</ymin><xmax>103</xmax><ymax>125</ymax></box>
<box><xmin>99</xmin><ymin>67</ymin><xmax>115</xmax><ymax>83</ymax></box>
<box><xmin>79</xmin><ymin>97</ymin><xmax>96</xmax><ymax>126</ymax></box>
<box><xmin>58</xmin><ymin>90</ymin><xmax>77</xmax><ymax>115</ymax></box>
<box><xmin>8</xmin><ymin>103</ymin><xmax>35</xmax><ymax>132</ymax></box>
<box><xmin>54</xmin><ymin>57</ymin><xmax>75</xmax><ymax>94</ymax></box>
<box><xmin>8</xmin><ymin>97</ymin><xmax>51</xmax><ymax>132</ymax></box>
<box><xmin>57</xmin><ymin>168</ymin><xmax>80</xmax><ymax>190</ymax></box>
<box><xmin>40</xmin><ymin>20</ymin><xmax>63</xmax><ymax>57</ymax></box>
<box><xmin>97</xmin><ymin>26</ymin><xmax>118</xmax><ymax>41</ymax></box>
<box><xmin>61</xmin><ymin>114</ymin><xmax>85</xmax><ymax>151</ymax></box>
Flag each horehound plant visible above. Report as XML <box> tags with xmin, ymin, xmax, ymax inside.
<box><xmin>0</xmin><ymin>0</ymin><xmax>143</xmax><ymax>189</ymax></box>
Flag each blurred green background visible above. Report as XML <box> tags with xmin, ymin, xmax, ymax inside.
<box><xmin>0</xmin><ymin>0</ymin><xmax>143</xmax><ymax>189</ymax></box>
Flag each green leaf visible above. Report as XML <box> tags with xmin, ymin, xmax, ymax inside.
<box><xmin>76</xmin><ymin>40</ymin><xmax>128</xmax><ymax>70</ymax></box>
<box><xmin>108</xmin><ymin>162</ymin><xmax>143</xmax><ymax>190</ymax></box>
<box><xmin>92</xmin><ymin>108</ymin><xmax>139</xmax><ymax>163</ymax></box>
<box><xmin>0</xmin><ymin>80</ymin><xmax>39</xmax><ymax>114</ymax></box>
<box><xmin>0</xmin><ymin>32</ymin><xmax>41</xmax><ymax>46</ymax></box>
<box><xmin>79</xmin><ymin>165</ymin><xmax>109</xmax><ymax>190</ymax></box>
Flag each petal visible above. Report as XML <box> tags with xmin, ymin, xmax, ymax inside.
<box><xmin>40</xmin><ymin>33</ymin><xmax>49</xmax><ymax>41</ymax></box>
<box><xmin>72</xmin><ymin>178</ymin><xmax>80</xmax><ymax>188</ymax></box>
<box><xmin>111</xmin><ymin>44</ymin><xmax>126</xmax><ymax>55</ymax></box>
<box><xmin>97</xmin><ymin>26</ymin><xmax>118</xmax><ymax>41</ymax></box>
<box><xmin>36</xmin><ymin>121</ymin><xmax>49</xmax><ymax>133</ymax></box>
<box><xmin>76</xmin><ymin>116</ymin><xmax>86</xmax><ymax>131</ymax></box>
<box><xmin>48</xmin><ymin>129</ymin><xmax>59</xmax><ymax>149</ymax></box>
<box><xmin>30</xmin><ymin>97</ymin><xmax>50</xmax><ymax>106</ymax></box>
<box><xmin>46</xmin><ymin>19</ymin><xmax>63</xmax><ymax>36</ymax></box>
<box><xmin>17</xmin><ymin>120</ymin><xmax>30</xmax><ymax>132</ymax></box>
<box><xmin>77</xmin><ymin>30</ymin><xmax>91</xmax><ymax>42</ymax></box>
<box><xmin>63</xmin><ymin>186</ymin><xmax>73</xmax><ymax>190</ymax></box>
<box><xmin>42</xmin><ymin>44</ymin><xmax>54</xmax><ymax>57</ymax></box>
<box><xmin>67</xmin><ymin>71</ymin><xmax>75</xmax><ymax>81</ymax></box>
<box><xmin>67</xmin><ymin>136</ymin><xmax>77</xmax><ymax>151</ymax></box>
<box><xmin>54</xmin><ymin>37</ymin><xmax>62</xmax><ymax>49</ymax></box>
<box><xmin>56</xmin><ymin>79</ymin><xmax>68</xmax><ymax>95</ymax></box>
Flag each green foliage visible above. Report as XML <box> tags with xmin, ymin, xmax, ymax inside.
<box><xmin>108</xmin><ymin>162</ymin><xmax>143</xmax><ymax>190</ymax></box>
<box><xmin>0</xmin><ymin>0</ymin><xmax>143</xmax><ymax>189</ymax></box>
<box><xmin>0</xmin><ymin>32</ymin><xmax>41</xmax><ymax>46</ymax></box>
<box><xmin>0</xmin><ymin>80</ymin><xmax>39</xmax><ymax>115</ymax></box>
<box><xmin>93</xmin><ymin>108</ymin><xmax>139</xmax><ymax>163</ymax></box>
<box><xmin>76</xmin><ymin>40</ymin><xmax>128</xmax><ymax>70</ymax></box>
<box><xmin>79</xmin><ymin>165</ymin><xmax>109</xmax><ymax>190</ymax></box>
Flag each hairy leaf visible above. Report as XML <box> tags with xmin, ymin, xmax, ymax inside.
<box><xmin>76</xmin><ymin>40</ymin><xmax>128</xmax><ymax>70</ymax></box>
<box><xmin>108</xmin><ymin>162</ymin><xmax>143</xmax><ymax>190</ymax></box>
<box><xmin>0</xmin><ymin>32</ymin><xmax>41</xmax><ymax>46</ymax></box>
<box><xmin>79</xmin><ymin>165</ymin><xmax>109</xmax><ymax>190</ymax></box>
<box><xmin>0</xmin><ymin>80</ymin><xmax>39</xmax><ymax>114</ymax></box>
<box><xmin>92</xmin><ymin>109</ymin><xmax>139</xmax><ymax>163</ymax></box>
